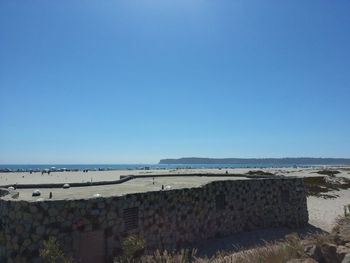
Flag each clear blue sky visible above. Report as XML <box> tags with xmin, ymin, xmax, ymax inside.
<box><xmin>1</xmin><ymin>0</ymin><xmax>350</xmax><ymax>164</ymax></box>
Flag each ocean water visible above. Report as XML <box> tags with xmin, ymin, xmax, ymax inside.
<box><xmin>0</xmin><ymin>163</ymin><xmax>313</xmax><ymax>172</ymax></box>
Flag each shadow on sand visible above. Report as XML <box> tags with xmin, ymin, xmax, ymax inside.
<box><xmin>194</xmin><ymin>224</ymin><xmax>327</xmax><ymax>257</ymax></box>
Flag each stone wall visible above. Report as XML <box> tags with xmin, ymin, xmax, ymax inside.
<box><xmin>0</xmin><ymin>177</ymin><xmax>308</xmax><ymax>262</ymax></box>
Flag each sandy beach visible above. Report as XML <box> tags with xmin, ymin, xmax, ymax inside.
<box><xmin>1</xmin><ymin>166</ymin><xmax>350</xmax><ymax>232</ymax></box>
<box><xmin>1</xmin><ymin>166</ymin><xmax>348</xmax><ymax>185</ymax></box>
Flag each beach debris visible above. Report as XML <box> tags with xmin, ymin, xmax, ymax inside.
<box><xmin>161</xmin><ymin>185</ymin><xmax>164</xmax><ymax>190</ymax></box>
<box><xmin>36</xmin><ymin>198</ymin><xmax>44</xmax><ymax>201</ymax></box>
<box><xmin>93</xmin><ymin>193</ymin><xmax>101</xmax><ymax>198</ymax></box>
<box><xmin>32</xmin><ymin>190</ymin><xmax>41</xmax><ymax>197</ymax></box>
<box><xmin>165</xmin><ymin>185</ymin><xmax>172</xmax><ymax>190</ymax></box>
<box><xmin>8</xmin><ymin>186</ymin><xmax>15</xmax><ymax>191</ymax></box>
<box><xmin>63</xmin><ymin>183</ymin><xmax>70</xmax><ymax>189</ymax></box>
<box><xmin>49</xmin><ymin>192</ymin><xmax>52</xmax><ymax>199</ymax></box>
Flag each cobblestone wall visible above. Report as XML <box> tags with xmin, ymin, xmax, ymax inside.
<box><xmin>0</xmin><ymin>178</ymin><xmax>308</xmax><ymax>262</ymax></box>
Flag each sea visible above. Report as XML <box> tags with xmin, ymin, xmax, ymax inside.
<box><xmin>0</xmin><ymin>163</ymin><xmax>317</xmax><ymax>172</ymax></box>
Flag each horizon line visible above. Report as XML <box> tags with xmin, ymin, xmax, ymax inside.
<box><xmin>2</xmin><ymin>156</ymin><xmax>350</xmax><ymax>166</ymax></box>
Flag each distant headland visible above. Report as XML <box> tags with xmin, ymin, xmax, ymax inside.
<box><xmin>159</xmin><ymin>157</ymin><xmax>350</xmax><ymax>165</ymax></box>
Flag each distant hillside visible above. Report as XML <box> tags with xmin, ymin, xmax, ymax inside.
<box><xmin>159</xmin><ymin>157</ymin><xmax>350</xmax><ymax>165</ymax></box>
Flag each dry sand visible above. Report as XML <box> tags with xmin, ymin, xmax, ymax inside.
<box><xmin>8</xmin><ymin>176</ymin><xmax>249</xmax><ymax>200</ymax></box>
<box><xmin>0</xmin><ymin>167</ymin><xmax>345</xmax><ymax>186</ymax></box>
<box><xmin>307</xmin><ymin>189</ymin><xmax>350</xmax><ymax>232</ymax></box>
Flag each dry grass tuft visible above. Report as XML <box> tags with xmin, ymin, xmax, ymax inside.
<box><xmin>141</xmin><ymin>249</ymin><xmax>197</xmax><ymax>263</ymax></box>
<box><xmin>211</xmin><ymin>233</ymin><xmax>305</xmax><ymax>263</ymax></box>
<box><xmin>332</xmin><ymin>215</ymin><xmax>350</xmax><ymax>246</ymax></box>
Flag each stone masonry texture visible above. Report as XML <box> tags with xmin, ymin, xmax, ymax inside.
<box><xmin>0</xmin><ymin>177</ymin><xmax>309</xmax><ymax>262</ymax></box>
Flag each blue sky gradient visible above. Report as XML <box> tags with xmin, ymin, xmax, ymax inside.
<box><xmin>1</xmin><ymin>0</ymin><xmax>350</xmax><ymax>164</ymax></box>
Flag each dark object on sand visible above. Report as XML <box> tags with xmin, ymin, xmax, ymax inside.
<box><xmin>246</xmin><ymin>170</ymin><xmax>274</xmax><ymax>176</ymax></box>
<box><xmin>49</xmin><ymin>192</ymin><xmax>52</xmax><ymax>199</ymax></box>
<box><xmin>32</xmin><ymin>190</ymin><xmax>41</xmax><ymax>197</ymax></box>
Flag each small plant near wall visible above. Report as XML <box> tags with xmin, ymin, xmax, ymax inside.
<box><xmin>39</xmin><ymin>237</ymin><xmax>73</xmax><ymax>263</ymax></box>
<box><xmin>115</xmin><ymin>234</ymin><xmax>146</xmax><ymax>262</ymax></box>
<box><xmin>144</xmin><ymin>249</ymin><xmax>197</xmax><ymax>263</ymax></box>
